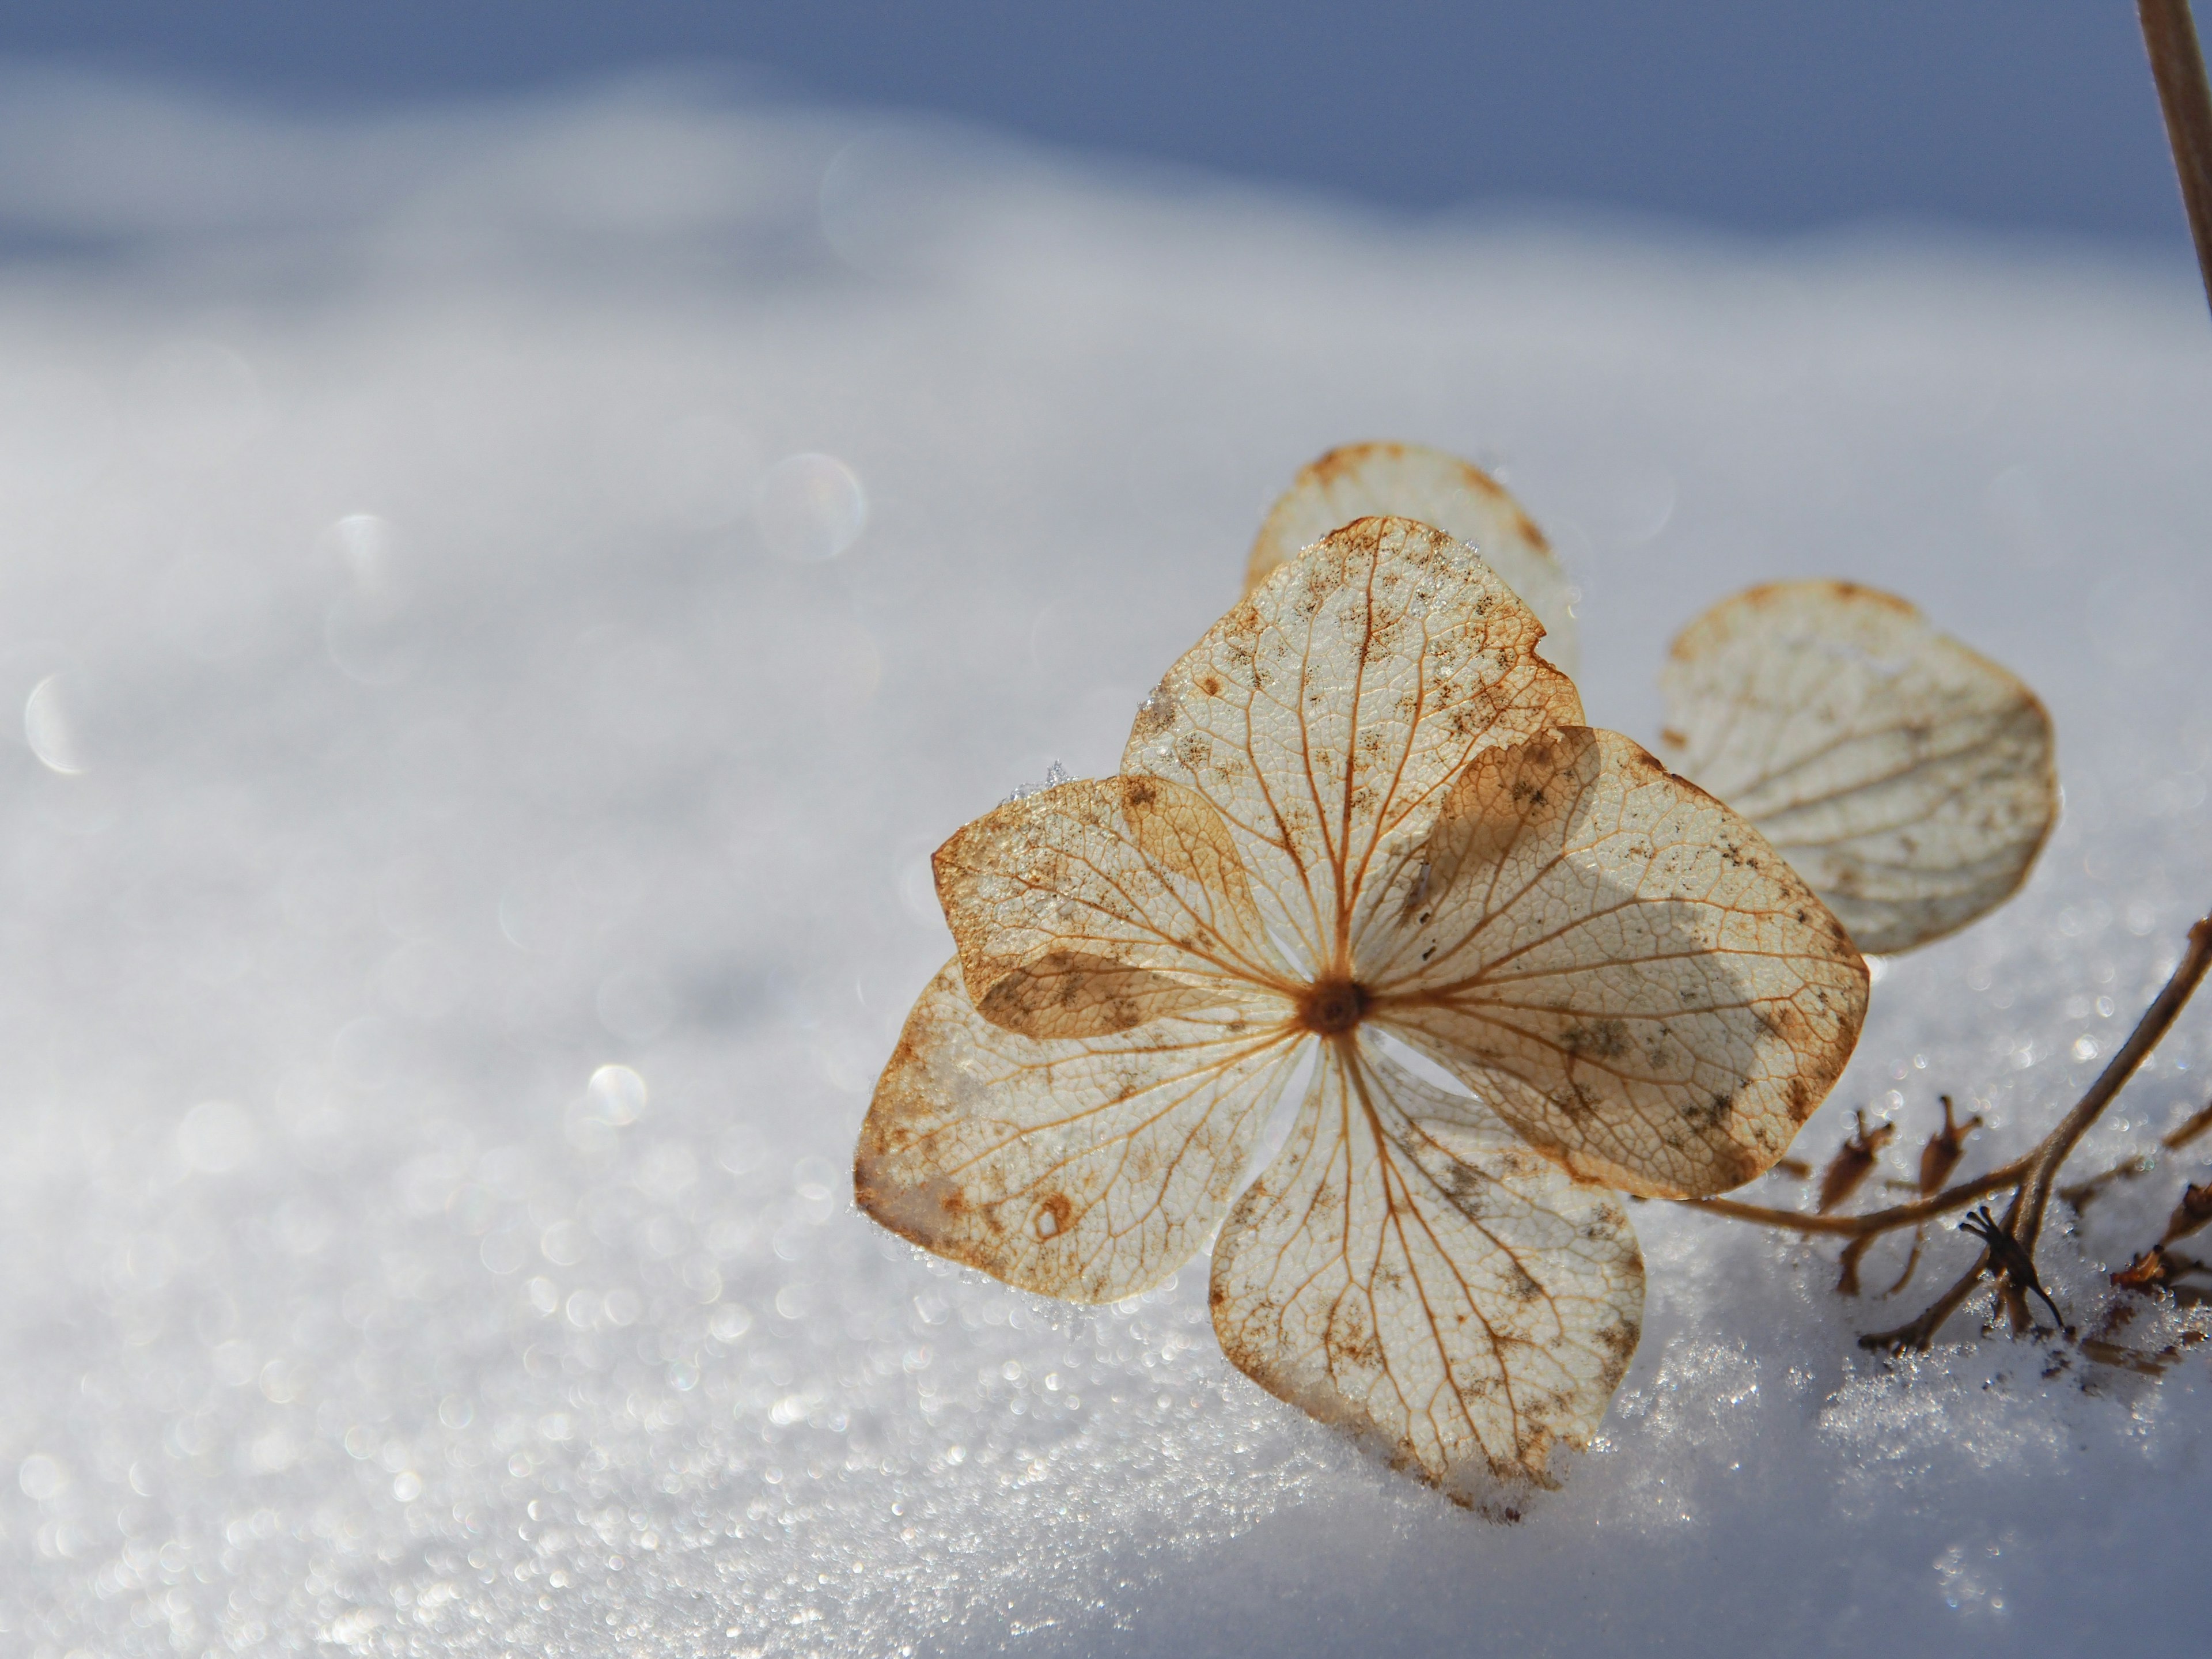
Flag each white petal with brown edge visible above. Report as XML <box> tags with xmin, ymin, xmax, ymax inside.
<box><xmin>934</xmin><ymin>774</ymin><xmax>1293</xmax><ymax>1039</ymax></box>
<box><xmin>1245</xmin><ymin>441</ymin><xmax>1581</xmax><ymax>674</ymax></box>
<box><xmin>1354</xmin><ymin>726</ymin><xmax>1868</xmax><ymax>1199</ymax></box>
<box><xmin>1659</xmin><ymin>581</ymin><xmax>2057</xmax><ymax>955</ymax></box>
<box><xmin>857</xmin><ymin>960</ymin><xmax>1301</xmax><ymax>1304</ymax></box>
<box><xmin>1210</xmin><ymin>1037</ymin><xmax>1643</xmax><ymax>1517</ymax></box>
<box><xmin>1127</xmin><ymin>515</ymin><xmax>1584</xmax><ymax>975</ymax></box>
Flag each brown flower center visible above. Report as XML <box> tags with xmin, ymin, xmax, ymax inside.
<box><xmin>1296</xmin><ymin>976</ymin><xmax>1370</xmax><ymax>1037</ymax></box>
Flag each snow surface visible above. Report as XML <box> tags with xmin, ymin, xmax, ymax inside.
<box><xmin>3</xmin><ymin>67</ymin><xmax>2212</xmax><ymax>1659</ymax></box>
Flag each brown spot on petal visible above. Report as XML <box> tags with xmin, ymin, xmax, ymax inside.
<box><xmin>1033</xmin><ymin>1192</ymin><xmax>1074</xmax><ymax>1239</ymax></box>
<box><xmin>1296</xmin><ymin>976</ymin><xmax>1370</xmax><ymax>1036</ymax></box>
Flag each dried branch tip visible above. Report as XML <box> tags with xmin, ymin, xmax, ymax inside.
<box><xmin>1959</xmin><ymin>1206</ymin><xmax>2065</xmax><ymax>1330</ymax></box>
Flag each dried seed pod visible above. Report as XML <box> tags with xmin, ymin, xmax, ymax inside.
<box><xmin>2160</xmin><ymin>1181</ymin><xmax>2212</xmax><ymax>1245</ymax></box>
<box><xmin>1817</xmin><ymin>1109</ymin><xmax>1895</xmax><ymax>1214</ymax></box>
<box><xmin>2112</xmin><ymin>1247</ymin><xmax>2173</xmax><ymax>1290</ymax></box>
<box><xmin>1836</xmin><ymin>1233</ymin><xmax>1876</xmax><ymax>1297</ymax></box>
<box><xmin>1917</xmin><ymin>1094</ymin><xmax>1982</xmax><ymax>1196</ymax></box>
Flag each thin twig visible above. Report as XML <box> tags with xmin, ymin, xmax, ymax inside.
<box><xmin>1877</xmin><ymin>1251</ymin><xmax>1991</xmax><ymax>1348</ymax></box>
<box><xmin>1684</xmin><ymin>1162</ymin><xmax>2022</xmax><ymax>1238</ymax></box>
<box><xmin>1859</xmin><ymin>1191</ymin><xmax>2024</xmax><ymax>1352</ymax></box>
<box><xmin>1961</xmin><ymin>1205</ymin><xmax>2067</xmax><ymax>1325</ymax></box>
<box><xmin>1687</xmin><ymin>911</ymin><xmax>2212</xmax><ymax>1351</ymax></box>
<box><xmin>2061</xmin><ymin>1093</ymin><xmax>2212</xmax><ymax>1206</ymax></box>
<box><xmin>2165</xmin><ymin>1095</ymin><xmax>2212</xmax><ymax>1151</ymax></box>
<box><xmin>2141</xmin><ymin>0</ymin><xmax>2212</xmax><ymax>315</ymax></box>
<box><xmin>1863</xmin><ymin>920</ymin><xmax>2212</xmax><ymax>1349</ymax></box>
<box><xmin>2016</xmin><ymin>915</ymin><xmax>2212</xmax><ymax>1257</ymax></box>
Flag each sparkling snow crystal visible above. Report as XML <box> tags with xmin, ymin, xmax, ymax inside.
<box><xmin>1</xmin><ymin>66</ymin><xmax>2210</xmax><ymax>1658</ymax></box>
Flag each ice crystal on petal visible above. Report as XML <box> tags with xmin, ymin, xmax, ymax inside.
<box><xmin>999</xmin><ymin>758</ymin><xmax>1074</xmax><ymax>804</ymax></box>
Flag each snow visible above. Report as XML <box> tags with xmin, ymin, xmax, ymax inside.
<box><xmin>3</xmin><ymin>67</ymin><xmax>2212</xmax><ymax>1658</ymax></box>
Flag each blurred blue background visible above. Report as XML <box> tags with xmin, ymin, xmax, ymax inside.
<box><xmin>0</xmin><ymin>1</ymin><xmax>2190</xmax><ymax>252</ymax></box>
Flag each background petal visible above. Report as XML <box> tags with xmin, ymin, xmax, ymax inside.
<box><xmin>1244</xmin><ymin>440</ymin><xmax>1582</xmax><ymax>674</ymax></box>
<box><xmin>1659</xmin><ymin>580</ymin><xmax>2058</xmax><ymax>954</ymax></box>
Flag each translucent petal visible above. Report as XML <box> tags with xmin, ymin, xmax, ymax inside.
<box><xmin>934</xmin><ymin>774</ymin><xmax>1293</xmax><ymax>1039</ymax></box>
<box><xmin>1659</xmin><ymin>581</ymin><xmax>2057</xmax><ymax>955</ymax></box>
<box><xmin>1355</xmin><ymin>726</ymin><xmax>1867</xmax><ymax>1198</ymax></box>
<box><xmin>1210</xmin><ymin>1037</ymin><xmax>1642</xmax><ymax>1516</ymax></box>
<box><xmin>1244</xmin><ymin>441</ymin><xmax>1581</xmax><ymax>673</ymax></box>
<box><xmin>1126</xmin><ymin>515</ymin><xmax>1584</xmax><ymax>974</ymax></box>
<box><xmin>856</xmin><ymin>960</ymin><xmax>1300</xmax><ymax>1302</ymax></box>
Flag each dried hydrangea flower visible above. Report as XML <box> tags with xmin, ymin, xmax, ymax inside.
<box><xmin>1659</xmin><ymin>581</ymin><xmax>2058</xmax><ymax>955</ymax></box>
<box><xmin>858</xmin><ymin>517</ymin><xmax>1867</xmax><ymax>1514</ymax></box>
<box><xmin>1245</xmin><ymin>440</ymin><xmax>1581</xmax><ymax>672</ymax></box>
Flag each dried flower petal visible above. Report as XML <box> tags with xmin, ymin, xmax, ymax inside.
<box><xmin>1128</xmin><ymin>516</ymin><xmax>1584</xmax><ymax>972</ymax></box>
<box><xmin>1211</xmin><ymin>1039</ymin><xmax>1642</xmax><ymax>1513</ymax></box>
<box><xmin>1353</xmin><ymin>726</ymin><xmax>1868</xmax><ymax>1198</ymax></box>
<box><xmin>855</xmin><ymin>961</ymin><xmax>1300</xmax><ymax>1301</ymax></box>
<box><xmin>1244</xmin><ymin>441</ymin><xmax>1581</xmax><ymax>672</ymax></box>
<box><xmin>1659</xmin><ymin>581</ymin><xmax>2057</xmax><ymax>955</ymax></box>
<box><xmin>934</xmin><ymin>775</ymin><xmax>1289</xmax><ymax>1039</ymax></box>
<box><xmin>859</xmin><ymin>516</ymin><xmax>1875</xmax><ymax>1508</ymax></box>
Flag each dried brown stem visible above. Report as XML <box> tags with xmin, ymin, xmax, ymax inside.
<box><xmin>1686</xmin><ymin>911</ymin><xmax>2212</xmax><ymax>1352</ymax></box>
<box><xmin>2064</xmin><ymin>1093</ymin><xmax>2212</xmax><ymax>1207</ymax></box>
<box><xmin>2165</xmin><ymin>1096</ymin><xmax>2212</xmax><ymax>1151</ymax></box>
<box><xmin>1837</xmin><ymin>1232</ymin><xmax>1876</xmax><ymax>1296</ymax></box>
<box><xmin>1685</xmin><ymin>1162</ymin><xmax>2024</xmax><ymax>1238</ymax></box>
<box><xmin>1880</xmin><ymin>1228</ymin><xmax>1928</xmax><ymax>1298</ymax></box>
<box><xmin>1865</xmin><ymin>1244</ymin><xmax>1998</xmax><ymax>1351</ymax></box>
<box><xmin>2017</xmin><ymin>916</ymin><xmax>2212</xmax><ymax>1257</ymax></box>
<box><xmin>1699</xmin><ymin>12</ymin><xmax>2212</xmax><ymax>1356</ymax></box>
<box><xmin>1868</xmin><ymin>920</ymin><xmax>2212</xmax><ymax>1349</ymax></box>
<box><xmin>2142</xmin><ymin>0</ymin><xmax>2212</xmax><ymax>315</ymax></box>
<box><xmin>1858</xmin><ymin>1188</ymin><xmax>2039</xmax><ymax>1351</ymax></box>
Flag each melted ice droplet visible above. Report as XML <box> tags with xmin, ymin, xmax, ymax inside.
<box><xmin>320</xmin><ymin>514</ymin><xmax>418</xmax><ymax>685</ymax></box>
<box><xmin>128</xmin><ymin>338</ymin><xmax>264</xmax><ymax>469</ymax></box>
<box><xmin>17</xmin><ymin>1454</ymin><xmax>67</xmax><ymax>1501</ymax></box>
<box><xmin>177</xmin><ymin>1100</ymin><xmax>257</xmax><ymax>1173</ymax></box>
<box><xmin>756</xmin><ymin>453</ymin><xmax>868</xmax><ymax>562</ymax></box>
<box><xmin>328</xmin><ymin>513</ymin><xmax>401</xmax><ymax>599</ymax></box>
<box><xmin>24</xmin><ymin>674</ymin><xmax>86</xmax><ymax>774</ymax></box>
<box><xmin>585</xmin><ymin>1063</ymin><xmax>647</xmax><ymax>1127</ymax></box>
<box><xmin>999</xmin><ymin>760</ymin><xmax>1071</xmax><ymax>805</ymax></box>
